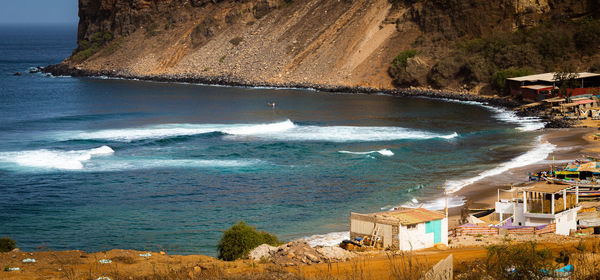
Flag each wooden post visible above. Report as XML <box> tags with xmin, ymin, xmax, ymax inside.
<box><xmin>523</xmin><ymin>191</ymin><xmax>527</xmax><ymax>213</ymax></box>
<box><xmin>576</xmin><ymin>186</ymin><xmax>579</xmax><ymax>205</ymax></box>
<box><xmin>551</xmin><ymin>193</ymin><xmax>555</xmax><ymax>215</ymax></box>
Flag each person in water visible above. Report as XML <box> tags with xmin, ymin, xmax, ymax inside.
<box><xmin>268</xmin><ymin>102</ymin><xmax>275</xmax><ymax>108</ymax></box>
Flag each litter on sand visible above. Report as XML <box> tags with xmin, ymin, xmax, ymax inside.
<box><xmin>139</xmin><ymin>253</ymin><xmax>151</xmax><ymax>257</ymax></box>
<box><xmin>8</xmin><ymin>267</ymin><xmax>20</xmax><ymax>271</ymax></box>
<box><xmin>99</xmin><ymin>259</ymin><xmax>112</xmax><ymax>264</ymax></box>
<box><xmin>96</xmin><ymin>277</ymin><xmax>112</xmax><ymax>280</ymax></box>
<box><xmin>22</xmin><ymin>258</ymin><xmax>36</xmax><ymax>263</ymax></box>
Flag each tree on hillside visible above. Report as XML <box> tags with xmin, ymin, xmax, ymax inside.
<box><xmin>553</xmin><ymin>71</ymin><xmax>579</xmax><ymax>103</ymax></box>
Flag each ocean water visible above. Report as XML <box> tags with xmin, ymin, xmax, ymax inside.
<box><xmin>0</xmin><ymin>24</ymin><xmax>546</xmax><ymax>255</ymax></box>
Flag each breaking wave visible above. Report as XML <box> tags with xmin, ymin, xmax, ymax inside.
<box><xmin>400</xmin><ymin>195</ymin><xmax>466</xmax><ymax>210</ymax></box>
<box><xmin>83</xmin><ymin>158</ymin><xmax>262</xmax><ymax>172</ymax></box>
<box><xmin>444</xmin><ymin>137</ymin><xmax>556</xmax><ymax>193</ymax></box>
<box><xmin>338</xmin><ymin>149</ymin><xmax>394</xmax><ymax>156</ymax></box>
<box><xmin>433</xmin><ymin>98</ymin><xmax>545</xmax><ymax>131</ymax></box>
<box><xmin>0</xmin><ymin>146</ymin><xmax>261</xmax><ymax>172</ymax></box>
<box><xmin>54</xmin><ymin>120</ymin><xmax>458</xmax><ymax>143</ymax></box>
<box><xmin>298</xmin><ymin>231</ymin><xmax>349</xmax><ymax>247</ymax></box>
<box><xmin>0</xmin><ymin>145</ymin><xmax>114</xmax><ymax>170</ymax></box>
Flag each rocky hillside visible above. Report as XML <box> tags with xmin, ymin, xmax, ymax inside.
<box><xmin>52</xmin><ymin>0</ymin><xmax>600</xmax><ymax>93</ymax></box>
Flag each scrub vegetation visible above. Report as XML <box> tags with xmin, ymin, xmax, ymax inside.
<box><xmin>392</xmin><ymin>17</ymin><xmax>600</xmax><ymax>93</ymax></box>
<box><xmin>0</xmin><ymin>237</ymin><xmax>16</xmax><ymax>252</ymax></box>
<box><xmin>72</xmin><ymin>31</ymin><xmax>114</xmax><ymax>62</ymax></box>
<box><xmin>217</xmin><ymin>221</ymin><xmax>282</xmax><ymax>261</ymax></box>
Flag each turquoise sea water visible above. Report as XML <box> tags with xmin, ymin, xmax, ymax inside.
<box><xmin>0</xmin><ymin>24</ymin><xmax>545</xmax><ymax>255</ymax></box>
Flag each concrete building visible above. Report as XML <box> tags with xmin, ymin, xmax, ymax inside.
<box><xmin>495</xmin><ymin>183</ymin><xmax>580</xmax><ymax>235</ymax></box>
<box><xmin>350</xmin><ymin>208</ymin><xmax>448</xmax><ymax>251</ymax></box>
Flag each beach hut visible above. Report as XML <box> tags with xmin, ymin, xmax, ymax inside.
<box><xmin>495</xmin><ymin>182</ymin><xmax>581</xmax><ymax>235</ymax></box>
<box><xmin>350</xmin><ymin>208</ymin><xmax>448</xmax><ymax>251</ymax></box>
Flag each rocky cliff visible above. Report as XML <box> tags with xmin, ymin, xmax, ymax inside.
<box><xmin>52</xmin><ymin>0</ymin><xmax>600</xmax><ymax>93</ymax></box>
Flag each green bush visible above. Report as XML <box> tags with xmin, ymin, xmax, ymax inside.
<box><xmin>391</xmin><ymin>49</ymin><xmax>418</xmax><ymax>69</ymax></box>
<box><xmin>72</xmin><ymin>31</ymin><xmax>113</xmax><ymax>62</ymax></box>
<box><xmin>0</xmin><ymin>237</ymin><xmax>16</xmax><ymax>252</ymax></box>
<box><xmin>492</xmin><ymin>67</ymin><xmax>535</xmax><ymax>90</ymax></box>
<box><xmin>217</xmin><ymin>221</ymin><xmax>281</xmax><ymax>261</ymax></box>
<box><xmin>389</xmin><ymin>49</ymin><xmax>419</xmax><ymax>86</ymax></box>
<box><xmin>418</xmin><ymin>18</ymin><xmax>600</xmax><ymax>92</ymax></box>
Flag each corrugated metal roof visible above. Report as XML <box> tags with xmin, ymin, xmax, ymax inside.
<box><xmin>374</xmin><ymin>208</ymin><xmax>446</xmax><ymax>225</ymax></box>
<box><xmin>507</xmin><ymin>72</ymin><xmax>600</xmax><ymax>82</ymax></box>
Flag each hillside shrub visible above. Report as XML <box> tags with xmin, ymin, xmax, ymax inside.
<box><xmin>574</xmin><ymin>18</ymin><xmax>600</xmax><ymax>56</ymax></box>
<box><xmin>72</xmin><ymin>31</ymin><xmax>113</xmax><ymax>62</ymax></box>
<box><xmin>217</xmin><ymin>221</ymin><xmax>281</xmax><ymax>261</ymax></box>
<box><xmin>391</xmin><ymin>49</ymin><xmax>418</xmax><ymax>69</ymax></box>
<box><xmin>0</xmin><ymin>237</ymin><xmax>16</xmax><ymax>252</ymax></box>
<box><xmin>414</xmin><ymin>18</ymin><xmax>600</xmax><ymax>92</ymax></box>
<box><xmin>492</xmin><ymin>67</ymin><xmax>535</xmax><ymax>90</ymax></box>
<box><xmin>389</xmin><ymin>49</ymin><xmax>419</xmax><ymax>86</ymax></box>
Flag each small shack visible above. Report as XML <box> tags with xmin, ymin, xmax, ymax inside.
<box><xmin>495</xmin><ymin>182</ymin><xmax>580</xmax><ymax>235</ymax></box>
<box><xmin>350</xmin><ymin>208</ymin><xmax>448</xmax><ymax>251</ymax></box>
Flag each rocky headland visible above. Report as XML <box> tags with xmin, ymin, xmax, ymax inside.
<box><xmin>46</xmin><ymin>0</ymin><xmax>599</xmax><ymax>97</ymax></box>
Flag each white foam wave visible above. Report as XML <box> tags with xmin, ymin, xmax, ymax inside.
<box><xmin>434</xmin><ymin>98</ymin><xmax>545</xmax><ymax>131</ymax></box>
<box><xmin>0</xmin><ymin>149</ymin><xmax>261</xmax><ymax>172</ymax></box>
<box><xmin>444</xmin><ymin>137</ymin><xmax>556</xmax><ymax>193</ymax></box>
<box><xmin>400</xmin><ymin>196</ymin><xmax>466</xmax><ymax>211</ymax></box>
<box><xmin>338</xmin><ymin>149</ymin><xmax>394</xmax><ymax>156</ymax></box>
<box><xmin>86</xmin><ymin>159</ymin><xmax>261</xmax><ymax>172</ymax></box>
<box><xmin>480</xmin><ymin>104</ymin><xmax>545</xmax><ymax>131</ymax></box>
<box><xmin>298</xmin><ymin>231</ymin><xmax>349</xmax><ymax>247</ymax></box>
<box><xmin>0</xmin><ymin>145</ymin><xmax>114</xmax><ymax>170</ymax></box>
<box><xmin>57</xmin><ymin>120</ymin><xmax>458</xmax><ymax>143</ymax></box>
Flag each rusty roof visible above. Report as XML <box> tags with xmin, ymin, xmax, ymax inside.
<box><xmin>373</xmin><ymin>208</ymin><xmax>446</xmax><ymax>225</ymax></box>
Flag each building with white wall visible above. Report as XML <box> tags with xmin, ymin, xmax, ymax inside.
<box><xmin>350</xmin><ymin>208</ymin><xmax>448</xmax><ymax>251</ymax></box>
<box><xmin>495</xmin><ymin>183</ymin><xmax>580</xmax><ymax>235</ymax></box>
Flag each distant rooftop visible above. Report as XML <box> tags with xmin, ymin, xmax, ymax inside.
<box><xmin>507</xmin><ymin>72</ymin><xmax>600</xmax><ymax>83</ymax></box>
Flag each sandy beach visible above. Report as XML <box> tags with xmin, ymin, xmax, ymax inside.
<box><xmin>447</xmin><ymin>127</ymin><xmax>600</xmax><ymax>227</ymax></box>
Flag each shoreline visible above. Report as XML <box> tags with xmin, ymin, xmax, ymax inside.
<box><xmin>447</xmin><ymin>127</ymin><xmax>599</xmax><ymax>227</ymax></box>
<box><xmin>42</xmin><ymin>63</ymin><xmax>522</xmax><ymax>108</ymax></box>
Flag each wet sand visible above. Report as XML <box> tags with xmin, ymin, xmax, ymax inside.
<box><xmin>447</xmin><ymin>127</ymin><xmax>600</xmax><ymax>227</ymax></box>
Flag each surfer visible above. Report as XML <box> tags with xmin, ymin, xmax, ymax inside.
<box><xmin>268</xmin><ymin>102</ymin><xmax>276</xmax><ymax>108</ymax></box>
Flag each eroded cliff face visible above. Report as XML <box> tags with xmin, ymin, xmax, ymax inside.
<box><xmin>64</xmin><ymin>0</ymin><xmax>599</xmax><ymax>91</ymax></box>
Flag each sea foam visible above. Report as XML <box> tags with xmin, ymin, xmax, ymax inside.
<box><xmin>56</xmin><ymin>120</ymin><xmax>458</xmax><ymax>143</ymax></box>
<box><xmin>400</xmin><ymin>195</ymin><xmax>466</xmax><ymax>210</ymax></box>
<box><xmin>444</xmin><ymin>137</ymin><xmax>556</xmax><ymax>193</ymax></box>
<box><xmin>338</xmin><ymin>149</ymin><xmax>394</xmax><ymax>156</ymax></box>
<box><xmin>298</xmin><ymin>231</ymin><xmax>350</xmax><ymax>247</ymax></box>
<box><xmin>0</xmin><ymin>145</ymin><xmax>114</xmax><ymax>170</ymax></box>
<box><xmin>431</xmin><ymin>97</ymin><xmax>545</xmax><ymax>131</ymax></box>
